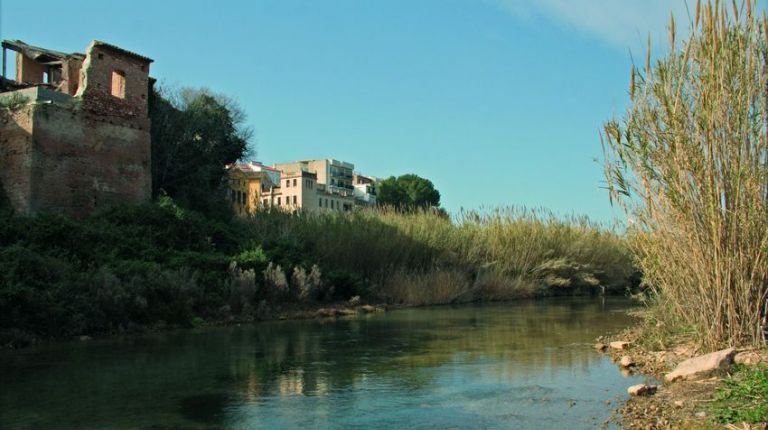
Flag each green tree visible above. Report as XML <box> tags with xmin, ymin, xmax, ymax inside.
<box><xmin>149</xmin><ymin>86</ymin><xmax>252</xmax><ymax>218</ymax></box>
<box><xmin>377</xmin><ymin>174</ymin><xmax>440</xmax><ymax>209</ymax></box>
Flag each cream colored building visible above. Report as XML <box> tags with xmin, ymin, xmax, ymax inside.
<box><xmin>228</xmin><ymin>158</ymin><xmax>376</xmax><ymax>215</ymax></box>
<box><xmin>262</xmin><ymin>168</ymin><xmax>356</xmax><ymax>213</ymax></box>
<box><xmin>274</xmin><ymin>159</ymin><xmax>356</xmax><ymax>190</ymax></box>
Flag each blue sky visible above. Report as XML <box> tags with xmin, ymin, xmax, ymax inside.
<box><xmin>0</xmin><ymin>0</ymin><xmax>692</xmax><ymax>222</ymax></box>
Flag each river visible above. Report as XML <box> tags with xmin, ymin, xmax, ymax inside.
<box><xmin>0</xmin><ymin>297</ymin><xmax>649</xmax><ymax>429</ymax></box>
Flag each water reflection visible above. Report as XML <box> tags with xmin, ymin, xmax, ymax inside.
<box><xmin>0</xmin><ymin>297</ymin><xmax>648</xmax><ymax>429</ymax></box>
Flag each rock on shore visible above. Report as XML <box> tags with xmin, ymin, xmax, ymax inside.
<box><xmin>627</xmin><ymin>384</ymin><xmax>657</xmax><ymax>396</ymax></box>
<box><xmin>610</xmin><ymin>341</ymin><xmax>630</xmax><ymax>350</ymax></box>
<box><xmin>664</xmin><ymin>347</ymin><xmax>736</xmax><ymax>382</ymax></box>
<box><xmin>619</xmin><ymin>355</ymin><xmax>634</xmax><ymax>368</ymax></box>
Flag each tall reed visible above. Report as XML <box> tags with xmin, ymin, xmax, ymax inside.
<box><xmin>603</xmin><ymin>0</ymin><xmax>768</xmax><ymax>347</ymax></box>
<box><xmin>239</xmin><ymin>206</ymin><xmax>635</xmax><ymax>303</ymax></box>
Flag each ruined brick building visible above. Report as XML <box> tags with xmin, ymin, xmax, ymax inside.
<box><xmin>0</xmin><ymin>40</ymin><xmax>153</xmax><ymax>218</ymax></box>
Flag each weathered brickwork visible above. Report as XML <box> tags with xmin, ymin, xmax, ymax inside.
<box><xmin>0</xmin><ymin>107</ymin><xmax>34</xmax><ymax>211</ymax></box>
<box><xmin>0</xmin><ymin>40</ymin><xmax>153</xmax><ymax>218</ymax></box>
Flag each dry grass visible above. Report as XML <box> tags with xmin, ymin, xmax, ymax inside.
<box><xmin>381</xmin><ymin>268</ymin><xmax>470</xmax><ymax>306</ymax></box>
<box><xmin>603</xmin><ymin>0</ymin><xmax>768</xmax><ymax>348</ymax></box>
<box><xmin>240</xmin><ymin>206</ymin><xmax>635</xmax><ymax>305</ymax></box>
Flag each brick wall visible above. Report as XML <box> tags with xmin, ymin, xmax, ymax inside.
<box><xmin>15</xmin><ymin>55</ymin><xmax>46</xmax><ymax>85</ymax></box>
<box><xmin>0</xmin><ymin>107</ymin><xmax>34</xmax><ymax>212</ymax></box>
<box><xmin>0</xmin><ymin>40</ymin><xmax>153</xmax><ymax>218</ymax></box>
<box><xmin>0</xmin><ymin>100</ymin><xmax>151</xmax><ymax>218</ymax></box>
<box><xmin>78</xmin><ymin>43</ymin><xmax>151</xmax><ymax>120</ymax></box>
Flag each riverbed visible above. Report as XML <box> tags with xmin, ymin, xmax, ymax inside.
<box><xmin>0</xmin><ymin>297</ymin><xmax>650</xmax><ymax>429</ymax></box>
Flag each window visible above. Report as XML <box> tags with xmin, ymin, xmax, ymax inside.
<box><xmin>286</xmin><ymin>180</ymin><xmax>290</xmax><ymax>187</ymax></box>
<box><xmin>293</xmin><ymin>178</ymin><xmax>297</xmax><ymax>187</ymax></box>
<box><xmin>111</xmin><ymin>70</ymin><xmax>126</xmax><ymax>99</ymax></box>
<box><xmin>277</xmin><ymin>197</ymin><xmax>281</xmax><ymax>205</ymax></box>
<box><xmin>263</xmin><ymin>199</ymin><xmax>268</xmax><ymax>206</ymax></box>
<box><xmin>293</xmin><ymin>196</ymin><xmax>297</xmax><ymax>204</ymax></box>
<box><xmin>319</xmin><ymin>198</ymin><xmax>322</xmax><ymax>207</ymax></box>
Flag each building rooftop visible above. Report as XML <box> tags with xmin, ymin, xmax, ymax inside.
<box><xmin>2</xmin><ymin>39</ymin><xmax>153</xmax><ymax>64</ymax></box>
<box><xmin>90</xmin><ymin>40</ymin><xmax>153</xmax><ymax>63</ymax></box>
<box><xmin>1</xmin><ymin>39</ymin><xmax>83</xmax><ymax>63</ymax></box>
<box><xmin>229</xmin><ymin>161</ymin><xmax>281</xmax><ymax>173</ymax></box>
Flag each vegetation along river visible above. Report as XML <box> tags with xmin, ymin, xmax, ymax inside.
<box><xmin>0</xmin><ymin>297</ymin><xmax>651</xmax><ymax>429</ymax></box>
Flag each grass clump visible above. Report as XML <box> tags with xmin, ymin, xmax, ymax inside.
<box><xmin>602</xmin><ymin>0</ymin><xmax>768</xmax><ymax>348</ymax></box>
<box><xmin>711</xmin><ymin>364</ymin><xmax>768</xmax><ymax>424</ymax></box>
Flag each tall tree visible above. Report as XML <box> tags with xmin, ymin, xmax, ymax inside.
<box><xmin>149</xmin><ymin>86</ymin><xmax>252</xmax><ymax>217</ymax></box>
<box><xmin>377</xmin><ymin>174</ymin><xmax>440</xmax><ymax>209</ymax></box>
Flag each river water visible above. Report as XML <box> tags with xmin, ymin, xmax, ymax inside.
<box><xmin>0</xmin><ymin>297</ymin><xmax>649</xmax><ymax>429</ymax></box>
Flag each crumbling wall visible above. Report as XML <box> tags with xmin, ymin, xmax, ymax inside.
<box><xmin>78</xmin><ymin>43</ymin><xmax>150</xmax><ymax>119</ymax></box>
<box><xmin>60</xmin><ymin>57</ymin><xmax>83</xmax><ymax>95</ymax></box>
<box><xmin>15</xmin><ymin>55</ymin><xmax>46</xmax><ymax>84</ymax></box>
<box><xmin>0</xmin><ymin>106</ymin><xmax>34</xmax><ymax>212</ymax></box>
<box><xmin>28</xmin><ymin>102</ymin><xmax>151</xmax><ymax>217</ymax></box>
<box><xmin>0</xmin><ymin>39</ymin><xmax>153</xmax><ymax>218</ymax></box>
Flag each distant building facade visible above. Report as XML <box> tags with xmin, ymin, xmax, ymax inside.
<box><xmin>227</xmin><ymin>158</ymin><xmax>378</xmax><ymax>215</ymax></box>
<box><xmin>226</xmin><ymin>161</ymin><xmax>281</xmax><ymax>215</ymax></box>
<box><xmin>353</xmin><ymin>173</ymin><xmax>378</xmax><ymax>206</ymax></box>
<box><xmin>0</xmin><ymin>39</ymin><xmax>153</xmax><ymax>218</ymax></box>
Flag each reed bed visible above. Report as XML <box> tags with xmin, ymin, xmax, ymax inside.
<box><xmin>239</xmin><ymin>206</ymin><xmax>635</xmax><ymax>304</ymax></box>
<box><xmin>602</xmin><ymin>0</ymin><xmax>768</xmax><ymax>347</ymax></box>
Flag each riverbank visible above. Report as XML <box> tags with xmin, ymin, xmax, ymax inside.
<box><xmin>0</xmin><ymin>200</ymin><xmax>636</xmax><ymax>349</ymax></box>
<box><xmin>598</xmin><ymin>314</ymin><xmax>768</xmax><ymax>429</ymax></box>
